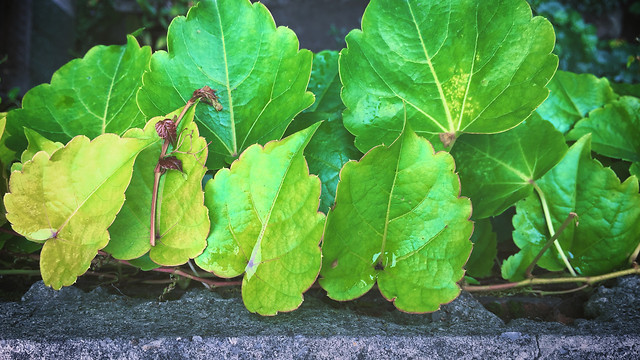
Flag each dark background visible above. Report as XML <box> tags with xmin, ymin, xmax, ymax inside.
<box><xmin>1</xmin><ymin>0</ymin><xmax>640</xmax><ymax>111</ymax></box>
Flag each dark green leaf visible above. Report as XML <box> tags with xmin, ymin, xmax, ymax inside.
<box><xmin>567</xmin><ymin>96</ymin><xmax>640</xmax><ymax>163</ymax></box>
<box><xmin>452</xmin><ymin>113</ymin><xmax>567</xmax><ymax>219</ymax></box>
<box><xmin>536</xmin><ymin>70</ymin><xmax>616</xmax><ymax>134</ymax></box>
<box><xmin>287</xmin><ymin>50</ymin><xmax>362</xmax><ymax>213</ymax></box>
<box><xmin>505</xmin><ymin>135</ymin><xmax>640</xmax><ymax>280</ymax></box>
<box><xmin>466</xmin><ymin>218</ymin><xmax>497</xmax><ymax>279</ymax></box>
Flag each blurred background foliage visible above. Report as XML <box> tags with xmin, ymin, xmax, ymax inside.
<box><xmin>530</xmin><ymin>0</ymin><xmax>640</xmax><ymax>83</ymax></box>
<box><xmin>2</xmin><ymin>0</ymin><xmax>640</xmax><ymax>112</ymax></box>
<box><xmin>75</xmin><ymin>0</ymin><xmax>194</xmax><ymax>55</ymax></box>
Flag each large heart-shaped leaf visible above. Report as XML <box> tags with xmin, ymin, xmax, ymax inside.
<box><xmin>286</xmin><ymin>50</ymin><xmax>362</xmax><ymax>213</ymax></box>
<box><xmin>104</xmin><ymin>106</ymin><xmax>209</xmax><ymax>265</ymax></box>
<box><xmin>195</xmin><ymin>123</ymin><xmax>324</xmax><ymax>315</ymax></box>
<box><xmin>319</xmin><ymin>126</ymin><xmax>473</xmax><ymax>313</ymax></box>
<box><xmin>6</xmin><ymin>36</ymin><xmax>151</xmax><ymax>150</ymax></box>
<box><xmin>503</xmin><ymin>135</ymin><xmax>640</xmax><ymax>281</ymax></box>
<box><xmin>536</xmin><ymin>70</ymin><xmax>617</xmax><ymax>134</ymax></box>
<box><xmin>340</xmin><ymin>0</ymin><xmax>557</xmax><ymax>152</ymax></box>
<box><xmin>137</xmin><ymin>0</ymin><xmax>314</xmax><ymax>169</ymax></box>
<box><xmin>3</xmin><ymin>134</ymin><xmax>152</xmax><ymax>289</ymax></box>
<box><xmin>567</xmin><ymin>96</ymin><xmax>640</xmax><ymax>163</ymax></box>
<box><xmin>452</xmin><ymin>113</ymin><xmax>568</xmax><ymax>219</ymax></box>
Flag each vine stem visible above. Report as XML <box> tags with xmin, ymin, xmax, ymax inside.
<box><xmin>532</xmin><ymin>182</ymin><xmax>577</xmax><ymax>277</ymax></box>
<box><xmin>525</xmin><ymin>212</ymin><xmax>578</xmax><ymax>278</ymax></box>
<box><xmin>462</xmin><ymin>267</ymin><xmax>640</xmax><ymax>293</ymax></box>
<box><xmin>95</xmin><ymin>251</ymin><xmax>238</xmax><ymax>289</ymax></box>
<box><xmin>0</xmin><ymin>269</ymin><xmax>41</xmax><ymax>275</ymax></box>
<box><xmin>149</xmin><ymin>267</ymin><xmax>242</xmax><ymax>288</ymax></box>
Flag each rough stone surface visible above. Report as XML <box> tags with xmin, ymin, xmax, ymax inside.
<box><xmin>1</xmin><ymin>276</ymin><xmax>640</xmax><ymax>359</ymax></box>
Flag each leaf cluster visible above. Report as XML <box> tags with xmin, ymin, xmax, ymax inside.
<box><xmin>1</xmin><ymin>0</ymin><xmax>639</xmax><ymax>316</ymax></box>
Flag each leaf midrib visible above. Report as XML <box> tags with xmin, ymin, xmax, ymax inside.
<box><xmin>214</xmin><ymin>0</ymin><xmax>237</xmax><ymax>155</ymax></box>
<box><xmin>55</xmin><ymin>138</ymin><xmax>154</xmax><ymax>237</ymax></box>
<box><xmin>247</xmin><ymin>146</ymin><xmax>303</xmax><ymax>271</ymax></box>
<box><xmin>407</xmin><ymin>1</ymin><xmax>454</xmax><ymax>133</ymax></box>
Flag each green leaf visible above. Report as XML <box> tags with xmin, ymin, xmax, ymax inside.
<box><xmin>536</xmin><ymin>70</ymin><xmax>617</xmax><ymax>134</ymax></box>
<box><xmin>465</xmin><ymin>218</ymin><xmax>497</xmax><ymax>279</ymax></box>
<box><xmin>6</xmin><ymin>36</ymin><xmax>151</xmax><ymax>150</ymax></box>
<box><xmin>11</xmin><ymin>129</ymin><xmax>65</xmax><ymax>173</ymax></box>
<box><xmin>126</xmin><ymin>253</ymin><xmax>161</xmax><ymax>271</ymax></box>
<box><xmin>104</xmin><ymin>106</ymin><xmax>209</xmax><ymax>265</ymax></box>
<box><xmin>286</xmin><ymin>50</ymin><xmax>362</xmax><ymax>213</ymax></box>
<box><xmin>3</xmin><ymin>134</ymin><xmax>152</xmax><ymax>289</ymax></box>
<box><xmin>0</xmin><ymin>113</ymin><xmax>17</xmax><ymax>167</ymax></box>
<box><xmin>20</xmin><ymin>128</ymin><xmax>64</xmax><ymax>163</ymax></box>
<box><xmin>0</xmin><ymin>114</ymin><xmax>15</xmax><ymax>226</ymax></box>
<box><xmin>302</xmin><ymin>115</ymin><xmax>362</xmax><ymax>213</ymax></box>
<box><xmin>452</xmin><ymin>113</ymin><xmax>568</xmax><ymax>219</ymax></box>
<box><xmin>319</xmin><ymin>126</ymin><xmax>473</xmax><ymax>313</ymax></box>
<box><xmin>505</xmin><ymin>135</ymin><xmax>640</xmax><ymax>280</ymax></box>
<box><xmin>1</xmin><ymin>236</ymin><xmax>43</xmax><ymax>254</ymax></box>
<box><xmin>631</xmin><ymin>162</ymin><xmax>640</xmax><ymax>177</ymax></box>
<box><xmin>305</xmin><ymin>51</ymin><xmax>344</xmax><ymax>114</ymax></box>
<box><xmin>196</xmin><ymin>123</ymin><xmax>324</xmax><ymax>315</ymax></box>
<box><xmin>340</xmin><ymin>0</ymin><xmax>557</xmax><ymax>152</ymax></box>
<box><xmin>567</xmin><ymin>96</ymin><xmax>640</xmax><ymax>163</ymax></box>
<box><xmin>137</xmin><ymin>0</ymin><xmax>314</xmax><ymax>170</ymax></box>
<box><xmin>611</xmin><ymin>82</ymin><xmax>640</xmax><ymax>98</ymax></box>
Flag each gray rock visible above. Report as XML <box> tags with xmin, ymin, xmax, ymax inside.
<box><xmin>1</xmin><ymin>277</ymin><xmax>640</xmax><ymax>359</ymax></box>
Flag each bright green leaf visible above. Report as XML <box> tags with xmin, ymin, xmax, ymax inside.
<box><xmin>452</xmin><ymin>114</ymin><xmax>568</xmax><ymax>219</ymax></box>
<box><xmin>104</xmin><ymin>106</ymin><xmax>209</xmax><ymax>265</ymax></box>
<box><xmin>137</xmin><ymin>0</ymin><xmax>314</xmax><ymax>169</ymax></box>
<box><xmin>319</xmin><ymin>126</ymin><xmax>473</xmax><ymax>313</ymax></box>
<box><xmin>567</xmin><ymin>96</ymin><xmax>640</xmax><ymax>163</ymax></box>
<box><xmin>6</xmin><ymin>36</ymin><xmax>151</xmax><ymax>150</ymax></box>
<box><xmin>3</xmin><ymin>134</ymin><xmax>152</xmax><ymax>289</ymax></box>
<box><xmin>196</xmin><ymin>123</ymin><xmax>325</xmax><ymax>315</ymax></box>
<box><xmin>286</xmin><ymin>50</ymin><xmax>362</xmax><ymax>213</ymax></box>
<box><xmin>466</xmin><ymin>218</ymin><xmax>497</xmax><ymax>279</ymax></box>
<box><xmin>536</xmin><ymin>70</ymin><xmax>617</xmax><ymax>134</ymax></box>
<box><xmin>340</xmin><ymin>0</ymin><xmax>557</xmax><ymax>152</ymax></box>
<box><xmin>505</xmin><ymin>135</ymin><xmax>640</xmax><ymax>280</ymax></box>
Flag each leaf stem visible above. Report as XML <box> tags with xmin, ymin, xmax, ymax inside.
<box><xmin>148</xmin><ymin>86</ymin><xmax>221</xmax><ymax>247</ymax></box>
<box><xmin>463</xmin><ymin>267</ymin><xmax>640</xmax><ymax>293</ymax></box>
<box><xmin>629</xmin><ymin>241</ymin><xmax>640</xmax><ymax>265</ymax></box>
<box><xmin>149</xmin><ymin>99</ymin><xmax>197</xmax><ymax>246</ymax></box>
<box><xmin>150</xmin><ymin>267</ymin><xmax>242</xmax><ymax>288</ymax></box>
<box><xmin>149</xmin><ymin>171</ymin><xmax>162</xmax><ymax>246</ymax></box>
<box><xmin>525</xmin><ymin>212</ymin><xmax>578</xmax><ymax>278</ymax></box>
<box><xmin>532</xmin><ymin>182</ymin><xmax>577</xmax><ymax>276</ymax></box>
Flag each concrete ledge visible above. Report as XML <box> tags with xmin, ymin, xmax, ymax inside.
<box><xmin>1</xmin><ymin>276</ymin><xmax>639</xmax><ymax>359</ymax></box>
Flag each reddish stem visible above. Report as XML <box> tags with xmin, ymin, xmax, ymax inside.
<box><xmin>149</xmin><ymin>98</ymin><xmax>196</xmax><ymax>246</ymax></box>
